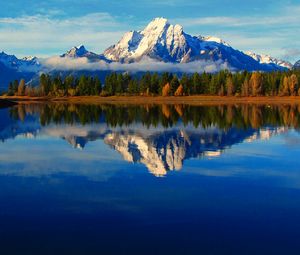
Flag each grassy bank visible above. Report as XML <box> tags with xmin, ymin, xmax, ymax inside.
<box><xmin>2</xmin><ymin>95</ymin><xmax>300</xmax><ymax>105</ymax></box>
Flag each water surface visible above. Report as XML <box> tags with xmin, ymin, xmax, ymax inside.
<box><xmin>1</xmin><ymin>103</ymin><xmax>300</xmax><ymax>255</ymax></box>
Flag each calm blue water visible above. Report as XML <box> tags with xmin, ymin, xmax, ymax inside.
<box><xmin>1</xmin><ymin>103</ymin><xmax>300</xmax><ymax>255</ymax></box>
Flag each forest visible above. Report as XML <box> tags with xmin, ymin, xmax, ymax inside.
<box><xmin>5</xmin><ymin>69</ymin><xmax>300</xmax><ymax>97</ymax></box>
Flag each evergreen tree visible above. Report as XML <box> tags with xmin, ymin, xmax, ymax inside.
<box><xmin>170</xmin><ymin>76</ymin><xmax>180</xmax><ymax>95</ymax></box>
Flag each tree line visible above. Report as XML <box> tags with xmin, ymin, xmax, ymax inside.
<box><xmin>5</xmin><ymin>69</ymin><xmax>300</xmax><ymax>97</ymax></box>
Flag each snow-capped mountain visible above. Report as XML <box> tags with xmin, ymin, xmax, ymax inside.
<box><xmin>103</xmin><ymin>17</ymin><xmax>287</xmax><ymax>71</ymax></box>
<box><xmin>0</xmin><ymin>17</ymin><xmax>295</xmax><ymax>89</ymax></box>
<box><xmin>60</xmin><ymin>45</ymin><xmax>108</xmax><ymax>62</ymax></box>
<box><xmin>0</xmin><ymin>51</ymin><xmax>40</xmax><ymax>71</ymax></box>
<box><xmin>294</xmin><ymin>60</ymin><xmax>300</xmax><ymax>70</ymax></box>
<box><xmin>245</xmin><ymin>51</ymin><xmax>293</xmax><ymax>69</ymax></box>
<box><xmin>0</xmin><ymin>51</ymin><xmax>40</xmax><ymax>90</ymax></box>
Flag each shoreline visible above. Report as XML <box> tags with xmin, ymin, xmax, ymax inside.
<box><xmin>2</xmin><ymin>95</ymin><xmax>300</xmax><ymax>105</ymax></box>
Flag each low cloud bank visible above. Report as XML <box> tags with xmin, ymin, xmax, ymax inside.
<box><xmin>39</xmin><ymin>56</ymin><xmax>232</xmax><ymax>74</ymax></box>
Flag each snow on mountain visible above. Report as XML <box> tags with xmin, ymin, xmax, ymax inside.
<box><xmin>60</xmin><ymin>45</ymin><xmax>109</xmax><ymax>62</ymax></box>
<box><xmin>0</xmin><ymin>51</ymin><xmax>41</xmax><ymax>89</ymax></box>
<box><xmin>0</xmin><ymin>51</ymin><xmax>40</xmax><ymax>71</ymax></box>
<box><xmin>104</xmin><ymin>17</ymin><xmax>191</xmax><ymax>63</ymax></box>
<box><xmin>103</xmin><ymin>17</ymin><xmax>287</xmax><ymax>71</ymax></box>
<box><xmin>245</xmin><ymin>51</ymin><xmax>293</xmax><ymax>69</ymax></box>
<box><xmin>199</xmin><ymin>36</ymin><xmax>230</xmax><ymax>47</ymax></box>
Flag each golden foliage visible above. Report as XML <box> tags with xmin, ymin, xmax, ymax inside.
<box><xmin>162</xmin><ymin>83</ymin><xmax>171</xmax><ymax>97</ymax></box>
<box><xmin>249</xmin><ymin>72</ymin><xmax>263</xmax><ymax>96</ymax></box>
<box><xmin>162</xmin><ymin>104</ymin><xmax>171</xmax><ymax>119</ymax></box>
<box><xmin>174</xmin><ymin>84</ymin><xmax>184</xmax><ymax>96</ymax></box>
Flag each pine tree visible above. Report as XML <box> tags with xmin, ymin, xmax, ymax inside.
<box><xmin>128</xmin><ymin>79</ymin><xmax>139</xmax><ymax>94</ymax></box>
<box><xmin>13</xmin><ymin>80</ymin><xmax>19</xmax><ymax>95</ymax></box>
<box><xmin>7</xmin><ymin>82</ymin><xmax>14</xmax><ymax>96</ymax></box>
<box><xmin>170</xmin><ymin>76</ymin><xmax>180</xmax><ymax>95</ymax></box>
<box><xmin>192</xmin><ymin>73</ymin><xmax>201</xmax><ymax>94</ymax></box>
<box><xmin>180</xmin><ymin>74</ymin><xmax>190</xmax><ymax>95</ymax></box>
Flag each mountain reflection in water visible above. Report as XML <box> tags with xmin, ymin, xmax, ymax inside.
<box><xmin>1</xmin><ymin>103</ymin><xmax>297</xmax><ymax>176</ymax></box>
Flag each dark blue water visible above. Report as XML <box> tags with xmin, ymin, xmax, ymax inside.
<box><xmin>1</xmin><ymin>104</ymin><xmax>300</xmax><ymax>255</ymax></box>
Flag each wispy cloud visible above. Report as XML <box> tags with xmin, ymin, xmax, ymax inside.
<box><xmin>0</xmin><ymin>12</ymin><xmax>126</xmax><ymax>57</ymax></box>
<box><xmin>174</xmin><ymin>4</ymin><xmax>300</xmax><ymax>27</ymax></box>
<box><xmin>172</xmin><ymin>4</ymin><xmax>300</xmax><ymax>62</ymax></box>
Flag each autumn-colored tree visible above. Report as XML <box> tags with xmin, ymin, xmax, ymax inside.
<box><xmin>24</xmin><ymin>86</ymin><xmax>35</xmax><ymax>97</ymax></box>
<box><xmin>162</xmin><ymin>83</ymin><xmax>171</xmax><ymax>96</ymax></box>
<box><xmin>174</xmin><ymin>84</ymin><xmax>184</xmax><ymax>96</ymax></box>
<box><xmin>249</xmin><ymin>72</ymin><xmax>263</xmax><ymax>96</ymax></box>
<box><xmin>218</xmin><ymin>85</ymin><xmax>224</xmax><ymax>96</ymax></box>
<box><xmin>241</xmin><ymin>78</ymin><xmax>250</xmax><ymax>97</ymax></box>
<box><xmin>174</xmin><ymin>104</ymin><xmax>184</xmax><ymax>116</ymax></box>
<box><xmin>226</xmin><ymin>76</ymin><xmax>234</xmax><ymax>96</ymax></box>
<box><xmin>289</xmin><ymin>74</ymin><xmax>298</xmax><ymax>96</ymax></box>
<box><xmin>279</xmin><ymin>76</ymin><xmax>290</xmax><ymax>96</ymax></box>
<box><xmin>17</xmin><ymin>79</ymin><xmax>26</xmax><ymax>96</ymax></box>
<box><xmin>162</xmin><ymin>104</ymin><xmax>171</xmax><ymax>118</ymax></box>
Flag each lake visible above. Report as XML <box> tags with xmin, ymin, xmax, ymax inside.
<box><xmin>1</xmin><ymin>103</ymin><xmax>300</xmax><ymax>255</ymax></box>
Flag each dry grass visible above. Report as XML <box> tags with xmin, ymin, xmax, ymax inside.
<box><xmin>2</xmin><ymin>95</ymin><xmax>300</xmax><ymax>105</ymax></box>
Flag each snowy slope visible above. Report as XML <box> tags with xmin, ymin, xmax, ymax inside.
<box><xmin>245</xmin><ymin>51</ymin><xmax>292</xmax><ymax>69</ymax></box>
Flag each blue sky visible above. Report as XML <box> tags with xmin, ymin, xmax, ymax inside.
<box><xmin>0</xmin><ymin>0</ymin><xmax>299</xmax><ymax>62</ymax></box>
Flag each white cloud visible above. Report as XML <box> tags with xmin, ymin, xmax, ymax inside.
<box><xmin>40</xmin><ymin>56</ymin><xmax>231</xmax><ymax>73</ymax></box>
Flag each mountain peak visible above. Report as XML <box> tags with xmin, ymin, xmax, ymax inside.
<box><xmin>22</xmin><ymin>56</ymin><xmax>37</xmax><ymax>61</ymax></box>
<box><xmin>104</xmin><ymin>17</ymin><xmax>187</xmax><ymax>62</ymax></box>
<box><xmin>61</xmin><ymin>45</ymin><xmax>89</xmax><ymax>58</ymax></box>
<box><xmin>145</xmin><ymin>17</ymin><xmax>169</xmax><ymax>29</ymax></box>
